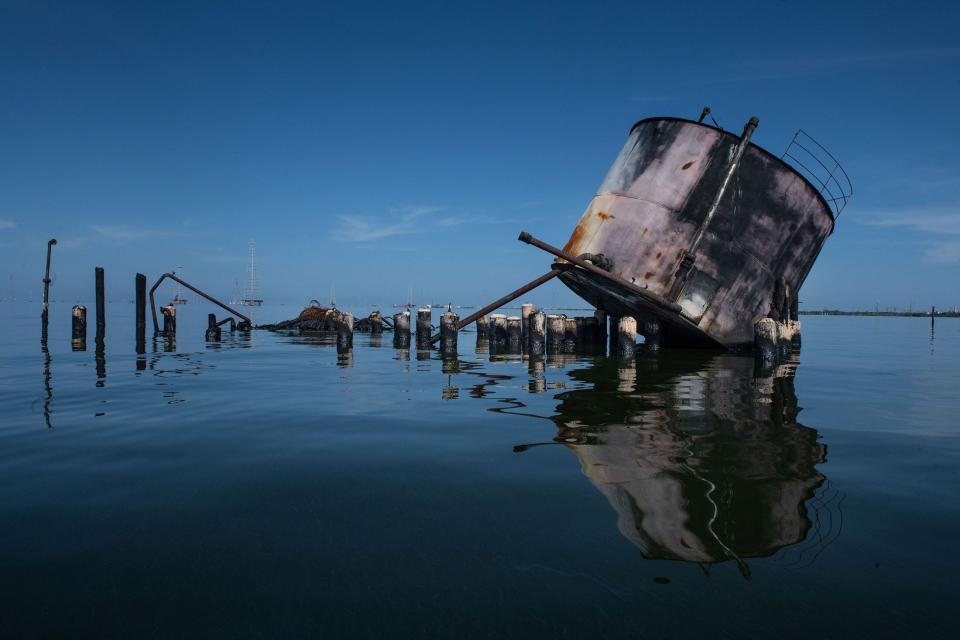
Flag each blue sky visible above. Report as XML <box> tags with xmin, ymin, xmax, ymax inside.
<box><xmin>1</xmin><ymin>0</ymin><xmax>958</xmax><ymax>311</ymax></box>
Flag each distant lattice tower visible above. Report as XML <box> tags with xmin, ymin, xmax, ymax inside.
<box><xmin>241</xmin><ymin>240</ymin><xmax>263</xmax><ymax>306</ymax></box>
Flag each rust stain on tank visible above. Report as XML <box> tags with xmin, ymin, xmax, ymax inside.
<box><xmin>597</xmin><ymin>211</ymin><xmax>615</xmax><ymax>221</ymax></box>
<box><xmin>562</xmin><ymin>218</ymin><xmax>591</xmax><ymax>254</ymax></box>
<box><xmin>655</xmin><ymin>251</ymin><xmax>662</xmax><ymax>259</ymax></box>
<box><xmin>644</xmin><ymin>271</ymin><xmax>655</xmax><ymax>279</ymax></box>
<box><xmin>681</xmin><ymin>161</ymin><xmax>695</xmax><ymax>170</ymax></box>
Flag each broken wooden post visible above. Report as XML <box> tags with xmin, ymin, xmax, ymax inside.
<box><xmin>416</xmin><ymin>308</ymin><xmax>432</xmax><ymax>347</ymax></box>
<box><xmin>393</xmin><ymin>311</ymin><xmax>410</xmax><ymax>347</ymax></box>
<box><xmin>564</xmin><ymin>318</ymin><xmax>578</xmax><ymax>351</ymax></box>
<box><xmin>641</xmin><ymin>317</ymin><xmax>661</xmax><ymax>351</ymax></box>
<box><xmin>475</xmin><ymin>314</ymin><xmax>489</xmax><ymax>339</ymax></box>
<box><xmin>95</xmin><ymin>267</ymin><xmax>105</xmax><ymax>344</ymax></box>
<box><xmin>507</xmin><ymin>316</ymin><xmax>522</xmax><ymax>352</ymax></box>
<box><xmin>205</xmin><ymin>313</ymin><xmax>221</xmax><ymax>342</ymax></box>
<box><xmin>71</xmin><ymin>304</ymin><xmax>87</xmax><ymax>346</ymax></box>
<box><xmin>161</xmin><ymin>304</ymin><xmax>176</xmax><ymax>337</ymax></box>
<box><xmin>491</xmin><ymin>313</ymin><xmax>507</xmax><ymax>346</ymax></box>
<box><xmin>440</xmin><ymin>310</ymin><xmax>459</xmax><ymax>354</ymax></box>
<box><xmin>528</xmin><ymin>310</ymin><xmax>546</xmax><ymax>355</ymax></box>
<box><xmin>594</xmin><ymin>309</ymin><xmax>607</xmax><ymax>350</ymax></box>
<box><xmin>337</xmin><ymin>311</ymin><xmax>354</xmax><ymax>352</ymax></box>
<box><xmin>520</xmin><ymin>303</ymin><xmax>534</xmax><ymax>344</ymax></box>
<box><xmin>546</xmin><ymin>314</ymin><xmax>565</xmax><ymax>352</ymax></box>
<box><xmin>41</xmin><ymin>238</ymin><xmax>56</xmax><ymax>337</ymax></box>
<box><xmin>135</xmin><ymin>273</ymin><xmax>146</xmax><ymax>351</ymax></box>
<box><xmin>754</xmin><ymin>317</ymin><xmax>777</xmax><ymax>361</ymax></box>
<box><xmin>617</xmin><ymin>316</ymin><xmax>637</xmax><ymax>357</ymax></box>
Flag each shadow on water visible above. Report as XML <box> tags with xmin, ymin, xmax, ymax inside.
<box><xmin>510</xmin><ymin>351</ymin><xmax>844</xmax><ymax>577</ymax></box>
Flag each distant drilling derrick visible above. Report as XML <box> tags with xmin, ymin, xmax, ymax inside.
<box><xmin>241</xmin><ymin>240</ymin><xmax>263</xmax><ymax>307</ymax></box>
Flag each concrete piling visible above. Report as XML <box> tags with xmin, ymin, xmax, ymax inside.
<box><xmin>520</xmin><ymin>303</ymin><xmax>534</xmax><ymax>344</ymax></box>
<box><xmin>754</xmin><ymin>317</ymin><xmax>777</xmax><ymax>361</ymax></box>
<box><xmin>491</xmin><ymin>314</ymin><xmax>507</xmax><ymax>346</ymax></box>
<box><xmin>476</xmin><ymin>314</ymin><xmax>489</xmax><ymax>339</ymax></box>
<box><xmin>161</xmin><ymin>304</ymin><xmax>177</xmax><ymax>337</ymax></box>
<box><xmin>95</xmin><ymin>267</ymin><xmax>105</xmax><ymax>344</ymax></box>
<box><xmin>416</xmin><ymin>308</ymin><xmax>432</xmax><ymax>347</ymax></box>
<box><xmin>563</xmin><ymin>318</ymin><xmax>578</xmax><ymax>351</ymax></box>
<box><xmin>617</xmin><ymin>316</ymin><xmax>637</xmax><ymax>357</ymax></box>
<box><xmin>393</xmin><ymin>311</ymin><xmax>411</xmax><ymax>347</ymax></box>
<box><xmin>205</xmin><ymin>313</ymin><xmax>221</xmax><ymax>342</ymax></box>
<box><xmin>370</xmin><ymin>310</ymin><xmax>383</xmax><ymax>335</ymax></box>
<box><xmin>440</xmin><ymin>311</ymin><xmax>459</xmax><ymax>353</ymax></box>
<box><xmin>507</xmin><ymin>316</ymin><xmax>522</xmax><ymax>351</ymax></box>
<box><xmin>336</xmin><ymin>311</ymin><xmax>354</xmax><ymax>352</ymax></box>
<box><xmin>546</xmin><ymin>314</ymin><xmax>565</xmax><ymax>351</ymax></box>
<box><xmin>135</xmin><ymin>273</ymin><xmax>146</xmax><ymax>351</ymax></box>
<box><xmin>528</xmin><ymin>310</ymin><xmax>546</xmax><ymax>355</ymax></box>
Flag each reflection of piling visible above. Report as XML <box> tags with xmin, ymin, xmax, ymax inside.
<box><xmin>520</xmin><ymin>303</ymin><xmax>534</xmax><ymax>345</ymax></box>
<box><xmin>528</xmin><ymin>310</ymin><xmax>545</xmax><ymax>355</ymax></box>
<box><xmin>507</xmin><ymin>316</ymin><xmax>522</xmax><ymax>352</ymax></box>
<box><xmin>564</xmin><ymin>318</ymin><xmax>578</xmax><ymax>351</ymax></box>
<box><xmin>546</xmin><ymin>314</ymin><xmax>565</xmax><ymax>352</ymax></box>
<box><xmin>393</xmin><ymin>311</ymin><xmax>410</xmax><ymax>347</ymax></box>
<box><xmin>416</xmin><ymin>308</ymin><xmax>432</xmax><ymax>347</ymax></box>
<box><xmin>161</xmin><ymin>305</ymin><xmax>177</xmax><ymax>337</ymax></box>
<box><xmin>641</xmin><ymin>316</ymin><xmax>660</xmax><ymax>351</ymax></box>
<box><xmin>594</xmin><ymin>309</ymin><xmax>607</xmax><ymax>351</ymax></box>
<box><xmin>617</xmin><ymin>316</ymin><xmax>637</xmax><ymax>357</ymax></box>
<box><xmin>440</xmin><ymin>311</ymin><xmax>459</xmax><ymax>354</ymax></box>
<box><xmin>95</xmin><ymin>267</ymin><xmax>105</xmax><ymax>344</ymax></box>
<box><xmin>205</xmin><ymin>313</ymin><xmax>221</xmax><ymax>342</ymax></box>
<box><xmin>72</xmin><ymin>305</ymin><xmax>87</xmax><ymax>350</ymax></box>
<box><xmin>527</xmin><ymin>354</ymin><xmax>546</xmax><ymax>393</ymax></box>
<box><xmin>135</xmin><ymin>273</ymin><xmax>146</xmax><ymax>351</ymax></box>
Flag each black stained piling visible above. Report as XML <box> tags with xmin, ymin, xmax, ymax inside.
<box><xmin>135</xmin><ymin>273</ymin><xmax>146</xmax><ymax>350</ymax></box>
<box><xmin>608</xmin><ymin>316</ymin><xmax>620</xmax><ymax>354</ymax></box>
<box><xmin>528</xmin><ymin>310</ymin><xmax>546</xmax><ymax>355</ymax></box>
<box><xmin>617</xmin><ymin>316</ymin><xmax>637</xmax><ymax>357</ymax></box>
<box><xmin>71</xmin><ymin>305</ymin><xmax>87</xmax><ymax>350</ymax></box>
<box><xmin>754</xmin><ymin>318</ymin><xmax>777</xmax><ymax>361</ymax></box>
<box><xmin>563</xmin><ymin>318</ymin><xmax>578</xmax><ymax>351</ymax></box>
<box><xmin>546</xmin><ymin>314</ymin><xmax>565</xmax><ymax>352</ymax></box>
<box><xmin>594</xmin><ymin>310</ymin><xmax>607</xmax><ymax>349</ymax></box>
<box><xmin>475</xmin><ymin>314</ymin><xmax>489</xmax><ymax>339</ymax></box>
<box><xmin>506</xmin><ymin>316</ymin><xmax>522</xmax><ymax>352</ymax></box>
<box><xmin>393</xmin><ymin>311</ymin><xmax>411</xmax><ymax>347</ymax></box>
<box><xmin>578</xmin><ymin>316</ymin><xmax>598</xmax><ymax>347</ymax></box>
<box><xmin>440</xmin><ymin>311</ymin><xmax>459</xmax><ymax>354</ymax></box>
<box><xmin>206</xmin><ymin>313</ymin><xmax>221</xmax><ymax>342</ymax></box>
<box><xmin>491</xmin><ymin>314</ymin><xmax>508</xmax><ymax>346</ymax></box>
<box><xmin>41</xmin><ymin>238</ymin><xmax>57</xmax><ymax>337</ymax></box>
<box><xmin>95</xmin><ymin>267</ymin><xmax>105</xmax><ymax>344</ymax></box>
<box><xmin>370</xmin><ymin>311</ymin><xmax>383</xmax><ymax>335</ymax></box>
<box><xmin>161</xmin><ymin>304</ymin><xmax>176</xmax><ymax>337</ymax></box>
<box><xmin>416</xmin><ymin>308</ymin><xmax>432</xmax><ymax>347</ymax></box>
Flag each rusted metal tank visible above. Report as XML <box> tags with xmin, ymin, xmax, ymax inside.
<box><xmin>557</xmin><ymin>116</ymin><xmax>850</xmax><ymax>349</ymax></box>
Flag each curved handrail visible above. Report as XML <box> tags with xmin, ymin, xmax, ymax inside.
<box><xmin>781</xmin><ymin>130</ymin><xmax>853</xmax><ymax>217</ymax></box>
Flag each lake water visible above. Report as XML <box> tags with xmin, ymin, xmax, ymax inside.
<box><xmin>1</xmin><ymin>302</ymin><xmax>958</xmax><ymax>638</ymax></box>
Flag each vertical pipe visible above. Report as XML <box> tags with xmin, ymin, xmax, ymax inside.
<box><xmin>41</xmin><ymin>239</ymin><xmax>57</xmax><ymax>336</ymax></box>
<box><xmin>440</xmin><ymin>311</ymin><xmax>459</xmax><ymax>354</ymax></box>
<box><xmin>546</xmin><ymin>315</ymin><xmax>565</xmax><ymax>352</ymax></box>
<box><xmin>617</xmin><ymin>316</ymin><xmax>637</xmax><ymax>357</ymax></box>
<box><xmin>416</xmin><ymin>308</ymin><xmax>432</xmax><ymax>347</ymax></box>
<box><xmin>528</xmin><ymin>310</ymin><xmax>546</xmax><ymax>355</ymax></box>
<box><xmin>95</xmin><ymin>267</ymin><xmax>105</xmax><ymax>344</ymax></box>
<box><xmin>135</xmin><ymin>273</ymin><xmax>146</xmax><ymax>351</ymax></box>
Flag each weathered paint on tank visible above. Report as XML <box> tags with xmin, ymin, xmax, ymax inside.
<box><xmin>558</xmin><ymin>117</ymin><xmax>835</xmax><ymax>348</ymax></box>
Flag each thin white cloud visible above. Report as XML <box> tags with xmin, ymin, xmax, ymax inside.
<box><xmin>0</xmin><ymin>218</ymin><xmax>15</xmax><ymax>230</ymax></box>
<box><xmin>334</xmin><ymin>206</ymin><xmax>459</xmax><ymax>242</ymax></box>
<box><xmin>92</xmin><ymin>225</ymin><xmax>181</xmax><ymax>242</ymax></box>
<box><xmin>856</xmin><ymin>206</ymin><xmax>960</xmax><ymax>263</ymax></box>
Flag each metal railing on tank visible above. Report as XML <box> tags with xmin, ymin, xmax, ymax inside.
<box><xmin>781</xmin><ymin>130</ymin><xmax>853</xmax><ymax>218</ymax></box>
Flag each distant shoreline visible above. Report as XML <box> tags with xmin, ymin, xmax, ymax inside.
<box><xmin>800</xmin><ymin>310</ymin><xmax>959</xmax><ymax>318</ymax></box>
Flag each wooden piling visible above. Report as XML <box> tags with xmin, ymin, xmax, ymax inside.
<box><xmin>95</xmin><ymin>267</ymin><xmax>105</xmax><ymax>343</ymax></box>
<box><xmin>754</xmin><ymin>317</ymin><xmax>777</xmax><ymax>361</ymax></box>
<box><xmin>71</xmin><ymin>304</ymin><xmax>87</xmax><ymax>343</ymax></box>
<box><xmin>337</xmin><ymin>311</ymin><xmax>354</xmax><ymax>352</ymax></box>
<box><xmin>520</xmin><ymin>303</ymin><xmax>534</xmax><ymax>344</ymax></box>
<box><xmin>135</xmin><ymin>273</ymin><xmax>146</xmax><ymax>349</ymax></box>
<box><xmin>205</xmin><ymin>313</ymin><xmax>221</xmax><ymax>341</ymax></box>
<box><xmin>507</xmin><ymin>316</ymin><xmax>522</xmax><ymax>351</ymax></box>
<box><xmin>546</xmin><ymin>314</ymin><xmax>565</xmax><ymax>351</ymax></box>
<box><xmin>608</xmin><ymin>316</ymin><xmax>620</xmax><ymax>354</ymax></box>
<box><xmin>617</xmin><ymin>316</ymin><xmax>637</xmax><ymax>357</ymax></box>
<box><xmin>528</xmin><ymin>310</ymin><xmax>545</xmax><ymax>355</ymax></box>
<box><xmin>393</xmin><ymin>311</ymin><xmax>411</xmax><ymax>346</ymax></box>
<box><xmin>161</xmin><ymin>304</ymin><xmax>176</xmax><ymax>337</ymax></box>
<box><xmin>370</xmin><ymin>310</ymin><xmax>383</xmax><ymax>335</ymax></box>
<box><xmin>475</xmin><ymin>314</ymin><xmax>489</xmax><ymax>338</ymax></box>
<box><xmin>416</xmin><ymin>308</ymin><xmax>432</xmax><ymax>346</ymax></box>
<box><xmin>594</xmin><ymin>309</ymin><xmax>607</xmax><ymax>349</ymax></box>
<box><xmin>491</xmin><ymin>313</ymin><xmax>508</xmax><ymax>345</ymax></box>
<box><xmin>564</xmin><ymin>318</ymin><xmax>578</xmax><ymax>351</ymax></box>
<box><xmin>440</xmin><ymin>311</ymin><xmax>459</xmax><ymax>353</ymax></box>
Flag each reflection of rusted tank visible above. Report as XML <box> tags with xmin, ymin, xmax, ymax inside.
<box><xmin>550</xmin><ymin>354</ymin><xmax>831</xmax><ymax>575</ymax></box>
<box><xmin>557</xmin><ymin>117</ymin><xmax>850</xmax><ymax>348</ymax></box>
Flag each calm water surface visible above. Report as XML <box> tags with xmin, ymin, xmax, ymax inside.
<box><xmin>1</xmin><ymin>302</ymin><xmax>958</xmax><ymax>638</ymax></box>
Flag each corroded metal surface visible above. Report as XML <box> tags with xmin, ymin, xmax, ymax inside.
<box><xmin>558</xmin><ymin>117</ymin><xmax>836</xmax><ymax>348</ymax></box>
